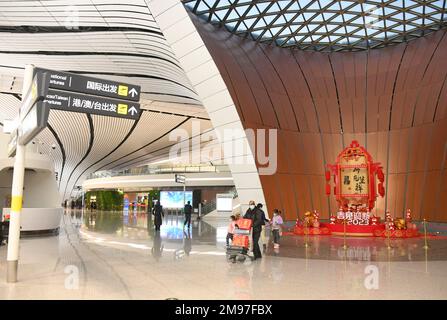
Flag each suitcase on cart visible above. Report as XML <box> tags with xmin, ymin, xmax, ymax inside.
<box><xmin>226</xmin><ymin>218</ymin><xmax>254</xmax><ymax>263</ymax></box>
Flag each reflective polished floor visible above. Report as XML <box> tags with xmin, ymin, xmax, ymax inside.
<box><xmin>0</xmin><ymin>209</ymin><xmax>446</xmax><ymax>299</ymax></box>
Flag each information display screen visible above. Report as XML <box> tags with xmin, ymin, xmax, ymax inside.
<box><xmin>160</xmin><ymin>191</ymin><xmax>193</xmax><ymax>208</ymax></box>
<box><xmin>216</xmin><ymin>195</ymin><xmax>233</xmax><ymax>212</ymax></box>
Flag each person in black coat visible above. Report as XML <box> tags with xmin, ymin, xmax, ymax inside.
<box><xmin>244</xmin><ymin>200</ymin><xmax>265</xmax><ymax>260</ymax></box>
<box><xmin>257</xmin><ymin>203</ymin><xmax>270</xmax><ymax>253</ymax></box>
<box><xmin>152</xmin><ymin>200</ymin><xmax>164</xmax><ymax>231</ymax></box>
<box><xmin>183</xmin><ymin>201</ymin><xmax>193</xmax><ymax>229</ymax></box>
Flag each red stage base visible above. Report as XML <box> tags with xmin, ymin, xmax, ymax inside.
<box><xmin>293</xmin><ymin>226</ymin><xmax>331</xmax><ymax>235</ymax></box>
<box><xmin>321</xmin><ymin>223</ymin><xmax>386</xmax><ymax>237</ymax></box>
<box><xmin>374</xmin><ymin>229</ymin><xmax>420</xmax><ymax>238</ymax></box>
<box><xmin>290</xmin><ymin>223</ymin><xmax>421</xmax><ymax>238</ymax></box>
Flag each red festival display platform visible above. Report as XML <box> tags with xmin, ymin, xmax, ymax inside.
<box><xmin>321</xmin><ymin>223</ymin><xmax>385</xmax><ymax>237</ymax></box>
<box><xmin>293</xmin><ymin>225</ymin><xmax>331</xmax><ymax>235</ymax></box>
<box><xmin>374</xmin><ymin>229</ymin><xmax>420</xmax><ymax>238</ymax></box>
<box><xmin>291</xmin><ymin>222</ymin><xmax>420</xmax><ymax>238</ymax></box>
<box><xmin>290</xmin><ymin>141</ymin><xmax>421</xmax><ymax>239</ymax></box>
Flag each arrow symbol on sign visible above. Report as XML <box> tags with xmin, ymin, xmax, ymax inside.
<box><xmin>128</xmin><ymin>106</ymin><xmax>138</xmax><ymax>116</ymax></box>
<box><xmin>129</xmin><ymin>88</ymin><xmax>138</xmax><ymax>98</ymax></box>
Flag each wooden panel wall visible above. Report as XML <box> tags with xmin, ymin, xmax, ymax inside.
<box><xmin>191</xmin><ymin>14</ymin><xmax>447</xmax><ymax>222</ymax></box>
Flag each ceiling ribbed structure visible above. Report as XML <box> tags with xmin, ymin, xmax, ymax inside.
<box><xmin>183</xmin><ymin>0</ymin><xmax>447</xmax><ymax>51</ymax></box>
<box><xmin>0</xmin><ymin>0</ymin><xmax>214</xmax><ymax>200</ymax></box>
<box><xmin>0</xmin><ymin>0</ymin><xmax>201</xmax><ymax>104</ymax></box>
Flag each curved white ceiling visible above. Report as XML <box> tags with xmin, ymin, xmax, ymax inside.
<box><xmin>0</xmin><ymin>0</ymin><xmax>215</xmax><ymax>200</ymax></box>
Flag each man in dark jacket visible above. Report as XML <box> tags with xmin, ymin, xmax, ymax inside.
<box><xmin>183</xmin><ymin>201</ymin><xmax>193</xmax><ymax>229</ymax></box>
<box><xmin>244</xmin><ymin>200</ymin><xmax>264</xmax><ymax>260</ymax></box>
<box><xmin>152</xmin><ymin>200</ymin><xmax>164</xmax><ymax>231</ymax></box>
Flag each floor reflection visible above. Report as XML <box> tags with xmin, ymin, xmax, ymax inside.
<box><xmin>265</xmin><ymin>234</ymin><xmax>447</xmax><ymax>262</ymax></box>
<box><xmin>68</xmin><ymin>209</ymin><xmax>447</xmax><ymax>263</ymax></box>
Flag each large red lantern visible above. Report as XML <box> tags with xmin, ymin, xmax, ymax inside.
<box><xmin>326</xmin><ymin>140</ymin><xmax>385</xmax><ymax>211</ymax></box>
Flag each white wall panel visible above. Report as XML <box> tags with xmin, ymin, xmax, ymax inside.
<box><xmin>149</xmin><ymin>0</ymin><xmax>267</xmax><ymax>211</ymax></box>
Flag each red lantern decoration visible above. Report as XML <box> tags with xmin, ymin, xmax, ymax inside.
<box><xmin>329</xmin><ymin>215</ymin><xmax>336</xmax><ymax>225</ymax></box>
<box><xmin>325</xmin><ymin>171</ymin><xmax>331</xmax><ymax>181</ymax></box>
<box><xmin>378</xmin><ymin>182</ymin><xmax>385</xmax><ymax>197</ymax></box>
<box><xmin>377</xmin><ymin>168</ymin><xmax>384</xmax><ymax>182</ymax></box>
<box><xmin>325</xmin><ymin>183</ymin><xmax>331</xmax><ymax>195</ymax></box>
<box><xmin>327</xmin><ymin>140</ymin><xmax>385</xmax><ymax>212</ymax></box>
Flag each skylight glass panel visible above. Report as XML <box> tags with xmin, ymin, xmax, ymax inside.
<box><xmin>326</xmin><ymin>24</ymin><xmax>340</xmax><ymax>32</ymax></box>
<box><xmin>432</xmin><ymin>1</ymin><xmax>444</xmax><ymax>9</ymax></box>
<box><xmin>323</xmin><ymin>12</ymin><xmax>336</xmax><ymax>21</ymax></box>
<box><xmin>284</xmin><ymin>13</ymin><xmax>296</xmax><ymax>22</ymax></box>
<box><xmin>183</xmin><ymin>0</ymin><xmax>447</xmax><ymax>51</ymax></box>
<box><xmin>235</xmin><ymin>5</ymin><xmax>250</xmax><ymax>16</ymax></box>
<box><xmin>262</xmin><ymin>14</ymin><xmax>276</xmax><ymax>24</ymax></box>
<box><xmin>255</xmin><ymin>2</ymin><xmax>270</xmax><ymax>13</ymax></box>
<box><xmin>215</xmin><ymin>10</ymin><xmax>227</xmax><ymax>21</ymax></box>
<box><xmin>308</xmin><ymin>2</ymin><xmax>320</xmax><ymax>10</ymax></box>
<box><xmin>244</xmin><ymin>18</ymin><xmax>257</xmax><ymax>28</ymax></box>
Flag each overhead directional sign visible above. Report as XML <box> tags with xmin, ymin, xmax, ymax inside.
<box><xmin>43</xmin><ymin>88</ymin><xmax>140</xmax><ymax>120</ymax></box>
<box><xmin>18</xmin><ymin>101</ymin><xmax>50</xmax><ymax>145</ymax></box>
<box><xmin>8</xmin><ymin>71</ymin><xmax>50</xmax><ymax>158</ymax></box>
<box><xmin>35</xmin><ymin>67</ymin><xmax>141</xmax><ymax>102</ymax></box>
<box><xmin>20</xmin><ymin>72</ymin><xmax>49</xmax><ymax>121</ymax></box>
<box><xmin>8</xmin><ymin>66</ymin><xmax>141</xmax><ymax>158</ymax></box>
<box><xmin>175</xmin><ymin>174</ymin><xmax>186</xmax><ymax>184</ymax></box>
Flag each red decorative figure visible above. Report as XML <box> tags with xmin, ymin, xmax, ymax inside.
<box><xmin>313</xmin><ymin>210</ymin><xmax>320</xmax><ymax>228</ymax></box>
<box><xmin>406</xmin><ymin>209</ymin><xmax>412</xmax><ymax>223</ymax></box>
<box><xmin>330</xmin><ymin>215</ymin><xmax>336</xmax><ymax>225</ymax></box>
<box><xmin>387</xmin><ymin>219</ymin><xmax>395</xmax><ymax>231</ymax></box>
<box><xmin>371</xmin><ymin>216</ymin><xmax>378</xmax><ymax>226</ymax></box>
<box><xmin>385</xmin><ymin>210</ymin><xmax>392</xmax><ymax>222</ymax></box>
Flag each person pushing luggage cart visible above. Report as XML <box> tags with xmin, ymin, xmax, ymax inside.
<box><xmin>226</xmin><ymin>216</ymin><xmax>254</xmax><ymax>263</ymax></box>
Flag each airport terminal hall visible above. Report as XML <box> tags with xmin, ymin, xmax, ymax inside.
<box><xmin>1</xmin><ymin>0</ymin><xmax>447</xmax><ymax>302</ymax></box>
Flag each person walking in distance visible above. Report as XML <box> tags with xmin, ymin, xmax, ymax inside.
<box><xmin>244</xmin><ymin>200</ymin><xmax>264</xmax><ymax>260</ymax></box>
<box><xmin>183</xmin><ymin>200</ymin><xmax>193</xmax><ymax>229</ymax></box>
<box><xmin>152</xmin><ymin>200</ymin><xmax>164</xmax><ymax>231</ymax></box>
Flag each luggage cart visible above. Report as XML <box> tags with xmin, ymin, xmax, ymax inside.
<box><xmin>226</xmin><ymin>218</ymin><xmax>254</xmax><ymax>263</ymax></box>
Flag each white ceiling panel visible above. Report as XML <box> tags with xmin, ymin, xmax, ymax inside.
<box><xmin>0</xmin><ymin>0</ymin><xmax>217</xmax><ymax>200</ymax></box>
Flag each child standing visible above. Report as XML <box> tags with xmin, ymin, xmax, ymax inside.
<box><xmin>226</xmin><ymin>215</ymin><xmax>238</xmax><ymax>247</ymax></box>
<box><xmin>271</xmin><ymin>209</ymin><xmax>283</xmax><ymax>248</ymax></box>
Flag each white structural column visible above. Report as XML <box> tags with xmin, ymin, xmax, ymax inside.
<box><xmin>148</xmin><ymin>0</ymin><xmax>267</xmax><ymax>215</ymax></box>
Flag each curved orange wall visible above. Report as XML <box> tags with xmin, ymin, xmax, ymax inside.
<box><xmin>191</xmin><ymin>14</ymin><xmax>447</xmax><ymax>222</ymax></box>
